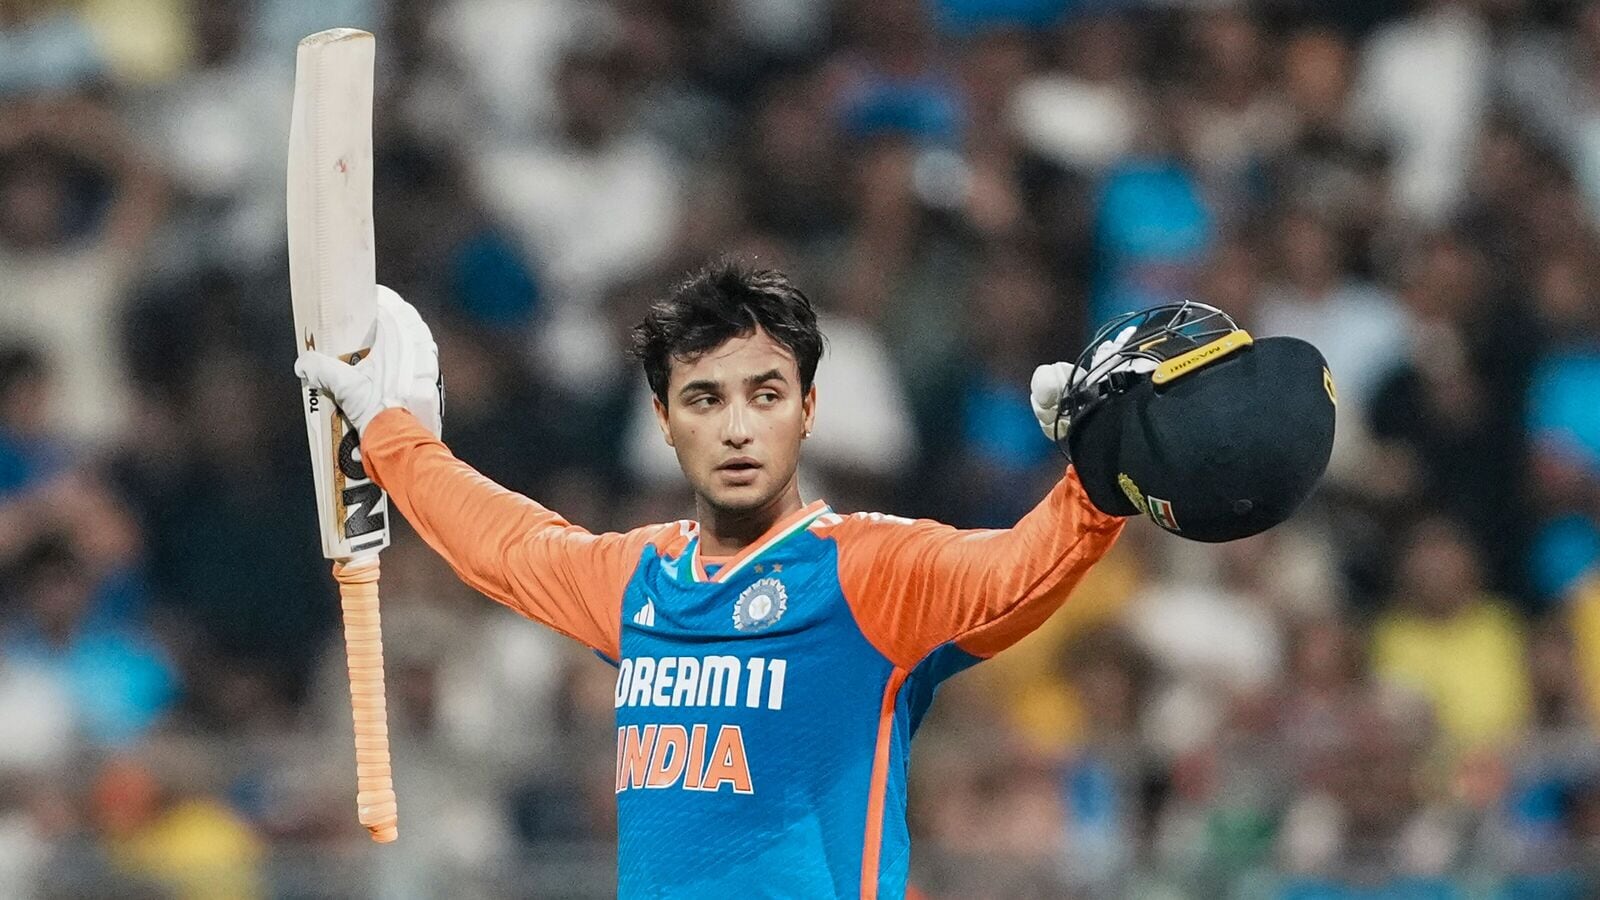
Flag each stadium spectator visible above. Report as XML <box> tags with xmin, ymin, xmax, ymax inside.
<box><xmin>1256</xmin><ymin>207</ymin><xmax>1409</xmax><ymax>475</ymax></box>
<box><xmin>1269</xmin><ymin>27</ymin><xmax>1391</xmax><ymax>269</ymax></box>
<box><xmin>947</xmin><ymin>244</ymin><xmax>1068</xmax><ymax>526</ymax></box>
<box><xmin>1372</xmin><ymin>516</ymin><xmax>1532</xmax><ymax>752</ymax></box>
<box><xmin>1</xmin><ymin>537</ymin><xmax>174</xmax><ymax>749</ymax></box>
<box><xmin>1276</xmin><ymin>688</ymin><xmax>1463</xmax><ymax>896</ymax></box>
<box><xmin>472</xmin><ymin>43</ymin><xmax>684</xmax><ymax>390</ymax></box>
<box><xmin>1010</xmin><ymin>10</ymin><xmax>1140</xmax><ymax>174</ymax></box>
<box><xmin>1369</xmin><ymin>231</ymin><xmax>1531</xmax><ymax>599</ymax></box>
<box><xmin>1500</xmin><ymin>0</ymin><xmax>1600</xmax><ymax>226</ymax></box>
<box><xmin>138</xmin><ymin>1</ymin><xmax>289</xmax><ymax>267</ymax></box>
<box><xmin>1181</xmin><ymin>7</ymin><xmax>1284</xmax><ymax>212</ymax></box>
<box><xmin>1089</xmin><ymin>96</ymin><xmax>1214</xmax><ymax>323</ymax></box>
<box><xmin>89</xmin><ymin>754</ymin><xmax>265</xmax><ymax>900</ymax></box>
<box><xmin>0</xmin><ymin>94</ymin><xmax>164</xmax><ymax>444</ymax></box>
<box><xmin>1526</xmin><ymin>248</ymin><xmax>1600</xmax><ymax>601</ymax></box>
<box><xmin>1055</xmin><ymin>625</ymin><xmax>1156</xmax><ymax>896</ymax></box>
<box><xmin>1490</xmin><ymin>619</ymin><xmax>1600</xmax><ymax>890</ymax></box>
<box><xmin>1353</xmin><ymin>0</ymin><xmax>1491</xmax><ymax>224</ymax></box>
<box><xmin>1123</xmin><ymin>532</ymin><xmax>1289</xmax><ymax>758</ymax></box>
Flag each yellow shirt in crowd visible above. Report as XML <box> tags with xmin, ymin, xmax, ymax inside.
<box><xmin>1372</xmin><ymin>599</ymin><xmax>1531</xmax><ymax>750</ymax></box>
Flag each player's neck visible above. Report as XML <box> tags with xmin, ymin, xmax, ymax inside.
<box><xmin>695</xmin><ymin>484</ymin><xmax>806</xmax><ymax>558</ymax></box>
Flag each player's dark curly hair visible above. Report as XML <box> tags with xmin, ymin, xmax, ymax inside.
<box><xmin>630</xmin><ymin>260</ymin><xmax>824</xmax><ymax>405</ymax></box>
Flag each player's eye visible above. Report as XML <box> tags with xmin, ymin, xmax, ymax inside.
<box><xmin>690</xmin><ymin>395</ymin><xmax>720</xmax><ymax>408</ymax></box>
<box><xmin>753</xmin><ymin>391</ymin><xmax>780</xmax><ymax>405</ymax></box>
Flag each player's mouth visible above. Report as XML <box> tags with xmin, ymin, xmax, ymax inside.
<box><xmin>716</xmin><ymin>457</ymin><xmax>762</xmax><ymax>484</ymax></box>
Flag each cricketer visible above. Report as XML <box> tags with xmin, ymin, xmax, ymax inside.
<box><xmin>294</xmin><ymin>260</ymin><xmax>1129</xmax><ymax>898</ymax></box>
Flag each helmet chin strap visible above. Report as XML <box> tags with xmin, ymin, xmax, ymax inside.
<box><xmin>1055</xmin><ymin>369</ymin><xmax>1146</xmax><ymax>463</ymax></box>
<box><xmin>1062</xmin><ymin>357</ymin><xmax>1165</xmax><ymax>425</ymax></box>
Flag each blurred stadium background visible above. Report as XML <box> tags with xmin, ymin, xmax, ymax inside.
<box><xmin>4</xmin><ymin>0</ymin><xmax>1600</xmax><ymax>897</ymax></box>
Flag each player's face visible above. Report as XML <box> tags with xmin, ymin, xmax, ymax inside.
<box><xmin>653</xmin><ymin>327</ymin><xmax>815</xmax><ymax>515</ymax></box>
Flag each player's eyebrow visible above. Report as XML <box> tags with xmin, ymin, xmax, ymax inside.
<box><xmin>678</xmin><ymin>370</ymin><xmax>787</xmax><ymax>399</ymax></box>
<box><xmin>678</xmin><ymin>378</ymin><xmax>723</xmax><ymax>398</ymax></box>
<box><xmin>745</xmin><ymin>369</ymin><xmax>786</xmax><ymax>387</ymax></box>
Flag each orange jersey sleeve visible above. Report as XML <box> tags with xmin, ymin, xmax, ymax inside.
<box><xmin>360</xmin><ymin>408</ymin><xmax>676</xmax><ymax>658</ymax></box>
<box><xmin>816</xmin><ymin>468</ymin><xmax>1124</xmax><ymax>670</ymax></box>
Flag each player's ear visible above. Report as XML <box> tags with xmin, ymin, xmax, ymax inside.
<box><xmin>652</xmin><ymin>395</ymin><xmax>674</xmax><ymax>447</ymax></box>
<box><xmin>801</xmin><ymin>384</ymin><xmax>816</xmax><ymax>438</ymax></box>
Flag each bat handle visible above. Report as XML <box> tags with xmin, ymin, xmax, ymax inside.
<box><xmin>333</xmin><ymin>556</ymin><xmax>398</xmax><ymax>843</ymax></box>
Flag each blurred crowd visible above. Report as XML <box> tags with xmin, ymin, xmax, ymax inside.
<box><xmin>3</xmin><ymin>0</ymin><xmax>1600</xmax><ymax>897</ymax></box>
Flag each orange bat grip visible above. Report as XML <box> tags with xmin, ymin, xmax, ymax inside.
<box><xmin>333</xmin><ymin>557</ymin><xmax>398</xmax><ymax>843</ymax></box>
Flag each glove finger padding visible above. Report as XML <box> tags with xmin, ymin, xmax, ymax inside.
<box><xmin>1031</xmin><ymin>361</ymin><xmax>1078</xmax><ymax>442</ymax></box>
<box><xmin>373</xmin><ymin>285</ymin><xmax>443</xmax><ymax>438</ymax></box>
<box><xmin>378</xmin><ymin>285</ymin><xmax>437</xmax><ymax>344</ymax></box>
<box><xmin>1089</xmin><ymin>325</ymin><xmax>1137</xmax><ymax>374</ymax></box>
<box><xmin>296</xmin><ymin>349</ymin><xmax>381</xmax><ymax>431</ymax></box>
<box><xmin>294</xmin><ymin>350</ymin><xmax>341</xmax><ymax>388</ymax></box>
<box><xmin>1085</xmin><ymin>325</ymin><xmax>1157</xmax><ymax>385</ymax></box>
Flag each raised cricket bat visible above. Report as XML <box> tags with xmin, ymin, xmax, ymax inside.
<box><xmin>286</xmin><ymin>27</ymin><xmax>397</xmax><ymax>844</ymax></box>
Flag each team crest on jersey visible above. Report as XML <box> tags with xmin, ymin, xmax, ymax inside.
<box><xmin>733</xmin><ymin>577</ymin><xmax>788</xmax><ymax>632</ymax></box>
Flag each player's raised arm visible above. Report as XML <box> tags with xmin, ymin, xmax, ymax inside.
<box><xmin>815</xmin><ymin>327</ymin><xmax>1155</xmax><ymax>669</ymax></box>
<box><xmin>362</xmin><ymin>410</ymin><xmax>670</xmax><ymax>656</ymax></box>
<box><xmin>296</xmin><ymin>287</ymin><xmax>657</xmax><ymax>658</ymax></box>
<box><xmin>822</xmin><ymin>469</ymin><xmax>1123</xmax><ymax>670</ymax></box>
<box><xmin>825</xmin><ymin>303</ymin><xmax>1338</xmax><ymax>671</ymax></box>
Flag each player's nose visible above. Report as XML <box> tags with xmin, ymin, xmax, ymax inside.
<box><xmin>721</xmin><ymin>401</ymin><xmax>754</xmax><ymax>447</ymax></box>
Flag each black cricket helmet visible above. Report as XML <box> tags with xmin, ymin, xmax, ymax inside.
<box><xmin>1053</xmin><ymin>301</ymin><xmax>1337</xmax><ymax>543</ymax></box>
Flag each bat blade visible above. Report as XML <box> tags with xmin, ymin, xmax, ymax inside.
<box><xmin>287</xmin><ymin>27</ymin><xmax>389</xmax><ymax>562</ymax></box>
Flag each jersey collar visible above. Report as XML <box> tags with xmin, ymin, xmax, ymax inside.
<box><xmin>689</xmin><ymin>499</ymin><xmax>831</xmax><ymax>584</ymax></box>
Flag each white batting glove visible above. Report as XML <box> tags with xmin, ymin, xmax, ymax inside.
<box><xmin>1031</xmin><ymin>325</ymin><xmax>1155</xmax><ymax>442</ymax></box>
<box><xmin>294</xmin><ymin>285</ymin><xmax>443</xmax><ymax>437</ymax></box>
<box><xmin>1031</xmin><ymin>361</ymin><xmax>1079</xmax><ymax>443</ymax></box>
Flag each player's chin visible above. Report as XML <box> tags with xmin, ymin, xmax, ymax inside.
<box><xmin>702</xmin><ymin>475</ymin><xmax>778</xmax><ymax>512</ymax></box>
